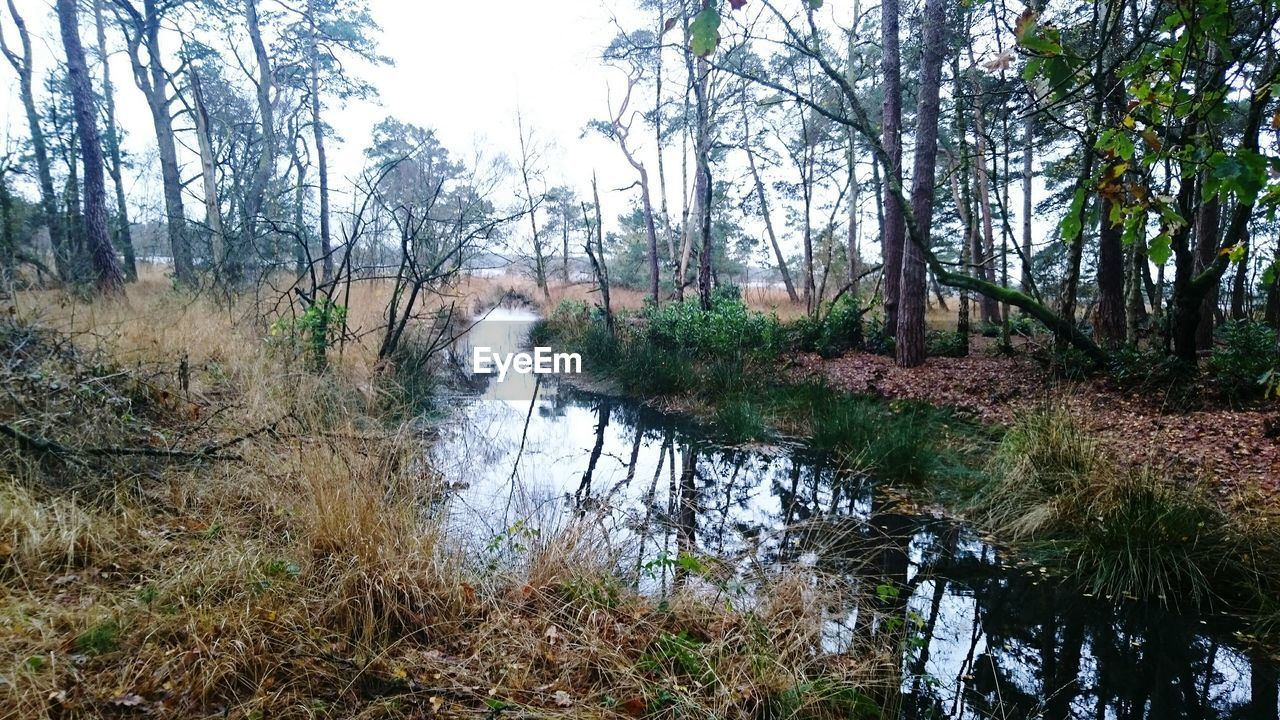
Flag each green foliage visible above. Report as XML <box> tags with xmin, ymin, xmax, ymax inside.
<box><xmin>785</xmin><ymin>296</ymin><xmax>865</xmax><ymax>357</ymax></box>
<box><xmin>926</xmin><ymin>330</ymin><xmax>967</xmax><ymax>358</ymax></box>
<box><xmin>1207</xmin><ymin>321</ymin><xmax>1279</xmax><ymax>404</ymax></box>
<box><xmin>774</xmin><ymin>384</ymin><xmax>957</xmax><ymax>484</ymax></box>
<box><xmin>75</xmin><ymin>620</ymin><xmax>120</xmax><ymax>655</ymax></box>
<box><xmin>1107</xmin><ymin>346</ymin><xmax>1187</xmax><ymax>393</ymax></box>
<box><xmin>712</xmin><ymin>397</ymin><xmax>767</xmax><ymax>443</ymax></box>
<box><xmin>862</xmin><ymin>315</ymin><xmax>895</xmax><ymax>356</ymax></box>
<box><xmin>688</xmin><ymin>8</ymin><xmax>721</xmax><ymax>57</ymax></box>
<box><xmin>269</xmin><ymin>299</ymin><xmax>348</xmax><ymax>372</ymax></box>
<box><xmin>765</xmin><ymin>680</ymin><xmax>880</xmax><ymax>719</ymax></box>
<box><xmin>1037</xmin><ymin>344</ymin><xmax>1096</xmax><ymax>380</ymax></box>
<box><xmin>973</xmin><ymin>408</ymin><xmax>1260</xmax><ymax>606</ymax></box>
<box><xmin>640</xmin><ymin>631</ymin><xmax>711</xmax><ymax>682</ymax></box>
<box><xmin>646</xmin><ymin>296</ymin><xmax>781</xmax><ymax>361</ymax></box>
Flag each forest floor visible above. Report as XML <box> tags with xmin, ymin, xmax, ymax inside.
<box><xmin>787</xmin><ymin>347</ymin><xmax>1280</xmax><ymax>503</ymax></box>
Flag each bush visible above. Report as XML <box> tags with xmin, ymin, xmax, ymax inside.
<box><xmin>973</xmin><ymin>408</ymin><xmax>1250</xmax><ymax>605</ymax></box>
<box><xmin>646</xmin><ymin>295</ymin><xmax>781</xmax><ymax>360</ymax></box>
<box><xmin>1035</xmin><ymin>344</ymin><xmax>1096</xmax><ymax>380</ymax></box>
<box><xmin>772</xmin><ymin>384</ymin><xmax>950</xmax><ymax>484</ymax></box>
<box><xmin>1107</xmin><ymin>346</ymin><xmax>1186</xmax><ymax>392</ymax></box>
<box><xmin>863</xmin><ymin>315</ymin><xmax>895</xmax><ymax>356</ymax></box>
<box><xmin>926</xmin><ymin>330</ymin><xmax>967</xmax><ymax>358</ymax></box>
<box><xmin>1207</xmin><ymin>320</ymin><xmax>1278</xmax><ymax>404</ymax></box>
<box><xmin>785</xmin><ymin>296</ymin><xmax>864</xmax><ymax>357</ymax></box>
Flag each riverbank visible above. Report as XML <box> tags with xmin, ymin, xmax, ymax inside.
<box><xmin>0</xmin><ymin>283</ymin><xmax>890</xmax><ymax>719</ymax></box>
<box><xmin>537</xmin><ymin>295</ymin><xmax>1280</xmax><ymax>629</ymax></box>
<box><xmin>790</xmin><ymin>351</ymin><xmax>1280</xmax><ymax>498</ymax></box>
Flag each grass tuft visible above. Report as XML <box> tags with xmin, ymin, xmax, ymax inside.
<box><xmin>972</xmin><ymin>406</ymin><xmax>1271</xmax><ymax>607</ymax></box>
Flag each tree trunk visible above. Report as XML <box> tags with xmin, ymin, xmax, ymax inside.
<box><xmin>126</xmin><ymin>0</ymin><xmax>194</xmax><ymax>283</ymax></box>
<box><xmin>56</xmin><ymin>0</ymin><xmax>124</xmax><ymax>296</ymax></box>
<box><xmin>1192</xmin><ymin>192</ymin><xmax>1222</xmax><ymax>350</ymax></box>
<box><xmin>968</xmin><ymin>64</ymin><xmax>1001</xmax><ymax>324</ymax></box>
<box><xmin>880</xmin><ymin>0</ymin><xmax>905</xmax><ymax>336</ymax></box>
<box><xmin>845</xmin><ymin>20</ymin><xmax>861</xmax><ymax>298</ymax></box>
<box><xmin>654</xmin><ymin>5</ymin><xmax>677</xmax><ymax>266</ymax></box>
<box><xmin>1126</xmin><ymin>241</ymin><xmax>1147</xmax><ymax>345</ymax></box>
<box><xmin>801</xmin><ymin>133</ymin><xmax>816</xmax><ymax>313</ymax></box>
<box><xmin>895</xmin><ymin>0</ymin><xmax>946</xmax><ymax>368</ymax></box>
<box><xmin>1230</xmin><ymin>231</ymin><xmax>1249</xmax><ymax>320</ymax></box>
<box><xmin>1266</xmin><ymin>252</ymin><xmax>1279</xmax><ymax>329</ymax></box>
<box><xmin>1095</xmin><ymin>192</ymin><xmax>1127</xmax><ymax>347</ymax></box>
<box><xmin>242</xmin><ymin>0</ymin><xmax>277</xmax><ymax>287</ymax></box>
<box><xmin>742</xmin><ymin>107</ymin><xmax>799</xmax><ymax>303</ymax></box>
<box><xmin>1094</xmin><ymin>61</ymin><xmax>1127</xmax><ymax>347</ymax></box>
<box><xmin>308</xmin><ymin>0</ymin><xmax>333</xmax><ymax>282</ymax></box>
<box><xmin>1021</xmin><ymin>112</ymin><xmax>1034</xmax><ymax>298</ymax></box>
<box><xmin>92</xmin><ymin>0</ymin><xmax>135</xmax><ymax>282</ymax></box>
<box><xmin>1</xmin><ymin>0</ymin><xmax>68</xmax><ymax>281</ymax></box>
<box><xmin>948</xmin><ymin>64</ymin><xmax>974</xmax><ymax>353</ymax></box>
<box><xmin>693</xmin><ymin>8</ymin><xmax>713</xmax><ymax>311</ymax></box>
<box><xmin>190</xmin><ymin>69</ymin><xmax>226</xmax><ymax>277</ymax></box>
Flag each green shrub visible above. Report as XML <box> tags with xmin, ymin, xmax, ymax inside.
<box><xmin>863</xmin><ymin>316</ymin><xmax>895</xmax><ymax>356</ymax></box>
<box><xmin>926</xmin><ymin>330</ymin><xmax>967</xmax><ymax>358</ymax></box>
<box><xmin>1207</xmin><ymin>320</ymin><xmax>1278</xmax><ymax>404</ymax></box>
<box><xmin>712</xmin><ymin>397</ymin><xmax>767</xmax><ymax>443</ymax></box>
<box><xmin>974</xmin><ymin>408</ymin><xmax>1249</xmax><ymax>606</ymax></box>
<box><xmin>646</xmin><ymin>296</ymin><xmax>781</xmax><ymax>360</ymax></box>
<box><xmin>785</xmin><ymin>296</ymin><xmax>865</xmax><ymax>357</ymax></box>
<box><xmin>1035</xmin><ymin>344</ymin><xmax>1096</xmax><ymax>379</ymax></box>
<box><xmin>1107</xmin><ymin>346</ymin><xmax>1186</xmax><ymax>392</ymax></box>
<box><xmin>773</xmin><ymin>385</ymin><xmax>946</xmax><ymax>484</ymax></box>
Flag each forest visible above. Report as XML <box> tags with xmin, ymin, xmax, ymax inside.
<box><xmin>1</xmin><ymin>0</ymin><xmax>1279</xmax><ymax>717</ymax></box>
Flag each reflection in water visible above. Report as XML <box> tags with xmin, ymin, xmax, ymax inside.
<box><xmin>429</xmin><ymin>308</ymin><xmax>1280</xmax><ymax>719</ymax></box>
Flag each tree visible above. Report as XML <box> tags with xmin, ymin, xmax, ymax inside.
<box><xmin>515</xmin><ymin>111</ymin><xmax>555</xmax><ymax>302</ymax></box>
<box><xmin>238</xmin><ymin>0</ymin><xmax>278</xmax><ymax>288</ymax></box>
<box><xmin>879</xmin><ymin>0</ymin><xmax>905</xmax><ymax>336</ymax></box>
<box><xmin>1</xmin><ymin>0</ymin><xmax>70</xmax><ymax>282</ymax></box>
<box><xmin>690</xmin><ymin>0</ymin><xmax>716</xmax><ymax>309</ymax></box>
<box><xmin>57</xmin><ymin>0</ymin><xmax>124</xmax><ymax>296</ymax></box>
<box><xmin>895</xmin><ymin>0</ymin><xmax>948</xmax><ymax>368</ymax></box>
<box><xmin>91</xmin><ymin>0</ymin><xmax>136</xmax><ymax>282</ymax></box>
<box><xmin>739</xmin><ymin>86</ymin><xmax>799</xmax><ymax>303</ymax></box>
<box><xmin>111</xmin><ymin>0</ymin><xmax>195</xmax><ymax>284</ymax></box>
<box><xmin>598</xmin><ymin>32</ymin><xmax>663</xmax><ymax>305</ymax></box>
<box><xmin>279</xmin><ymin>0</ymin><xmax>386</xmax><ymax>282</ymax></box>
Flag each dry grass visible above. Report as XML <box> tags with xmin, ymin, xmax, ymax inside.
<box><xmin>970</xmin><ymin>406</ymin><xmax>1280</xmax><ymax>608</ymax></box>
<box><xmin>0</xmin><ymin>275</ymin><xmax>887</xmax><ymax>719</ymax></box>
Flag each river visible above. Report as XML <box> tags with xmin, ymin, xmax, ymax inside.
<box><xmin>428</xmin><ymin>304</ymin><xmax>1280</xmax><ymax>719</ymax></box>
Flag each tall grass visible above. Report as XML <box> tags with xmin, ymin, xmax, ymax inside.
<box><xmin>972</xmin><ymin>407</ymin><xmax>1276</xmax><ymax>607</ymax></box>
<box><xmin>0</xmin><ymin>280</ymin><xmax>886</xmax><ymax>719</ymax></box>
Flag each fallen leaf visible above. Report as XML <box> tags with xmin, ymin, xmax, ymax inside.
<box><xmin>110</xmin><ymin>693</ymin><xmax>145</xmax><ymax>707</ymax></box>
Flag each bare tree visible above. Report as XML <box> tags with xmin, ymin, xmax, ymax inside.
<box><xmin>57</xmin><ymin>0</ymin><xmax>124</xmax><ymax>296</ymax></box>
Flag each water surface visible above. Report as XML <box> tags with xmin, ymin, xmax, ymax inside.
<box><xmin>428</xmin><ymin>305</ymin><xmax>1280</xmax><ymax>719</ymax></box>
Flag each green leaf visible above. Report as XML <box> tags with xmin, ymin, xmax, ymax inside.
<box><xmin>689</xmin><ymin>7</ymin><xmax>721</xmax><ymax>57</ymax></box>
<box><xmin>1121</xmin><ymin>209</ymin><xmax>1146</xmax><ymax>247</ymax></box>
<box><xmin>1262</xmin><ymin>261</ymin><xmax>1279</xmax><ymax>287</ymax></box>
<box><xmin>1059</xmin><ymin>188</ymin><xmax>1087</xmax><ymax>242</ymax></box>
<box><xmin>1149</xmin><ymin>233</ymin><xmax>1172</xmax><ymax>266</ymax></box>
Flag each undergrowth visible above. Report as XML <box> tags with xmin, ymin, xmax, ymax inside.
<box><xmin>970</xmin><ymin>407</ymin><xmax>1280</xmax><ymax>610</ymax></box>
<box><xmin>0</xmin><ymin>281</ymin><xmax>889</xmax><ymax>719</ymax></box>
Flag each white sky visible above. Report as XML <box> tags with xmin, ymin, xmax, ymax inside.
<box><xmin>0</xmin><ymin>0</ymin><xmax>656</xmax><ymax>245</ymax></box>
<box><xmin>0</xmin><ymin>0</ymin><xmax>1049</xmax><ymax>278</ymax></box>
